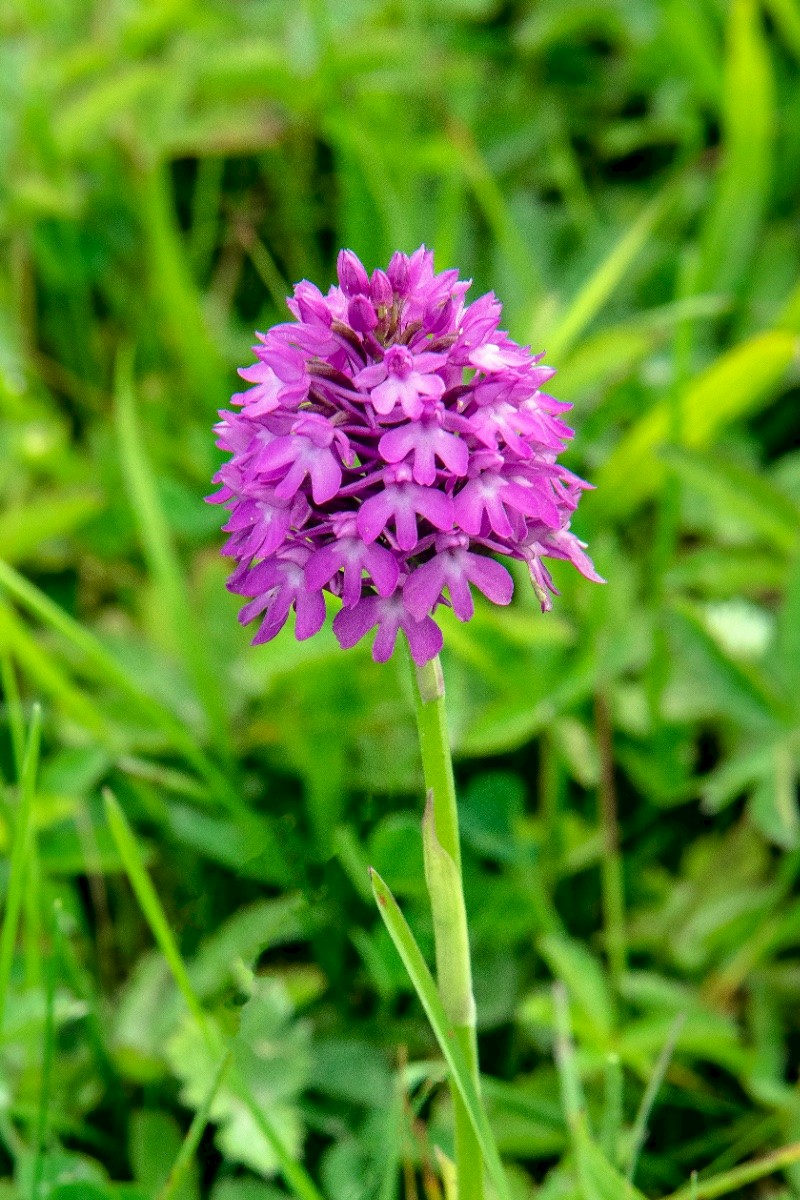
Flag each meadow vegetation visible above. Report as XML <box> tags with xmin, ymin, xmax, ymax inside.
<box><xmin>1</xmin><ymin>0</ymin><xmax>800</xmax><ymax>1197</ymax></box>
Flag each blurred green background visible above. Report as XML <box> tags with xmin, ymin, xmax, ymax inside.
<box><xmin>2</xmin><ymin>0</ymin><xmax>800</xmax><ymax>1197</ymax></box>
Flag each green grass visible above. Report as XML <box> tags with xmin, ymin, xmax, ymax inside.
<box><xmin>2</xmin><ymin>0</ymin><xmax>800</xmax><ymax>1197</ymax></box>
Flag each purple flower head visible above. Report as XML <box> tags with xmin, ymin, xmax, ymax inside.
<box><xmin>209</xmin><ymin>247</ymin><xmax>602</xmax><ymax>666</ymax></box>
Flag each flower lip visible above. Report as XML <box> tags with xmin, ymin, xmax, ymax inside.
<box><xmin>210</xmin><ymin>245</ymin><xmax>600</xmax><ymax>663</ymax></box>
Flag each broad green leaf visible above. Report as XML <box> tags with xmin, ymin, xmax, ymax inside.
<box><xmin>368</xmin><ymin>813</ymin><xmax>426</xmax><ymax>898</ymax></box>
<box><xmin>0</xmin><ymin>491</ymin><xmax>102</xmax><ymax>564</ymax></box>
<box><xmin>166</xmin><ymin>980</ymin><xmax>316</xmax><ymax>1197</ymax></box>
<box><xmin>130</xmin><ymin>1110</ymin><xmax>199</xmax><ymax>1200</ymax></box>
<box><xmin>595</xmin><ymin>331</ymin><xmax>797</xmax><ymax>516</ymax></box>
<box><xmin>776</xmin><ymin>551</ymin><xmax>800</xmax><ymax>695</ymax></box>
<box><xmin>659</xmin><ymin>446</ymin><xmax>800</xmax><ymax>554</ymax></box>
<box><xmin>369</xmin><ymin>869</ymin><xmax>511</xmax><ymax>1200</ymax></box>
<box><xmin>749</xmin><ymin>746</ymin><xmax>799</xmax><ymax>849</ymax></box>
<box><xmin>667</xmin><ymin>602</ymin><xmax>788</xmax><ymax>729</ymax></box>
<box><xmin>764</xmin><ymin>0</ymin><xmax>800</xmax><ymax>60</ymax></box>
<box><xmin>306</xmin><ymin>1038</ymin><xmax>392</xmax><ymax>1109</ymax></box>
<box><xmin>188</xmin><ymin>896</ymin><xmax>305</xmax><ymax>1000</ymax></box>
<box><xmin>702</xmin><ymin>745</ymin><xmax>776</xmax><ymax>813</ymax></box>
<box><xmin>165</xmin><ymin>804</ymin><xmax>292</xmax><ymax>885</ymax></box>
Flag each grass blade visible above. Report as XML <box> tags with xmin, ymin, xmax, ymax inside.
<box><xmin>233</xmin><ymin>1079</ymin><xmax>327</xmax><ymax>1200</ymax></box>
<box><xmin>134</xmin><ymin>163</ymin><xmax>227</xmax><ymax>406</ymax></box>
<box><xmin>31</xmin><ymin>901</ymin><xmax>59</xmax><ymax>1200</ymax></box>
<box><xmin>369</xmin><ymin>868</ymin><xmax>510</xmax><ymax>1200</ymax></box>
<box><xmin>114</xmin><ymin>346</ymin><xmax>230</xmax><ymax>757</ymax></box>
<box><xmin>159</xmin><ymin>1048</ymin><xmax>232</xmax><ymax>1200</ymax></box>
<box><xmin>0</xmin><ymin>601</ymin><xmax>110</xmax><ymax>740</ymax></box>
<box><xmin>0</xmin><ymin>491</ymin><xmax>102</xmax><ymax>567</ymax></box>
<box><xmin>542</xmin><ymin>191</ymin><xmax>668</xmax><ymax>360</ymax></box>
<box><xmin>0</xmin><ymin>652</ymin><xmax>25</xmax><ymax>780</ymax></box>
<box><xmin>0</xmin><ymin>559</ymin><xmax>240</xmax><ymax>810</ymax></box>
<box><xmin>0</xmin><ymin>704</ymin><xmax>42</xmax><ymax>1037</ymax></box>
<box><xmin>627</xmin><ymin>1013</ymin><xmax>686</xmax><ymax>1183</ymax></box>
<box><xmin>661</xmin><ymin>1140</ymin><xmax>800</xmax><ymax>1200</ymax></box>
<box><xmin>600</xmin><ymin>1053</ymin><xmax>623</xmax><ymax>1167</ymax></box>
<box><xmin>553</xmin><ymin>985</ymin><xmax>648</xmax><ymax>1200</ymax></box>
<box><xmin>105</xmin><ymin>790</ymin><xmax>323</xmax><ymax>1200</ymax></box>
<box><xmin>553</xmin><ymin>981</ymin><xmax>586</xmax><ymax>1131</ymax></box>
<box><xmin>697</xmin><ymin>0</ymin><xmax>775</xmax><ymax>294</ymax></box>
<box><xmin>103</xmin><ymin>788</ymin><xmax>206</xmax><ymax>1029</ymax></box>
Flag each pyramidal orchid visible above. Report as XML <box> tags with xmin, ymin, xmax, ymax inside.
<box><xmin>209</xmin><ymin>248</ymin><xmax>602</xmax><ymax>1200</ymax></box>
<box><xmin>209</xmin><ymin>246</ymin><xmax>600</xmax><ymax>666</ymax></box>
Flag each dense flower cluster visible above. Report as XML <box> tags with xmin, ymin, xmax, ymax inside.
<box><xmin>209</xmin><ymin>247</ymin><xmax>601</xmax><ymax>665</ymax></box>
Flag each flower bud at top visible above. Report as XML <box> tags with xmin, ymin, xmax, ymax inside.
<box><xmin>337</xmin><ymin>249</ymin><xmax>370</xmax><ymax>296</ymax></box>
<box><xmin>370</xmin><ymin>269</ymin><xmax>393</xmax><ymax>309</ymax></box>
<box><xmin>293</xmin><ymin>282</ymin><xmax>333</xmax><ymax>326</ymax></box>
<box><xmin>387</xmin><ymin>251</ymin><xmax>410</xmax><ymax>295</ymax></box>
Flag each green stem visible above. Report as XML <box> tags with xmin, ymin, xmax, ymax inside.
<box><xmin>409</xmin><ymin>654</ymin><xmax>484</xmax><ymax>1200</ymax></box>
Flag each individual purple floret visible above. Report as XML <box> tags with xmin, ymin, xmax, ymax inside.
<box><xmin>209</xmin><ymin>247</ymin><xmax>602</xmax><ymax>666</ymax></box>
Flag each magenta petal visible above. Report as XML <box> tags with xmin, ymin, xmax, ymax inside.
<box><xmin>354</xmin><ymin>362</ymin><xmax>386</xmax><ymax>390</ymax></box>
<box><xmin>274</xmin><ymin>459</ymin><xmax>308</xmax><ymax>501</ymax></box>
<box><xmin>452</xmin><ymin>484</ymin><xmax>486</xmax><ymax>536</ymax></box>
<box><xmin>403</xmin><ymin>615</ymin><xmax>443</xmax><ymax>666</ymax></box>
<box><xmin>333</xmin><ymin>598</ymin><xmax>379</xmax><ymax>650</ymax></box>
<box><xmin>446</xmin><ymin>568</ymin><xmax>474</xmax><ymax>621</ymax></box>
<box><xmin>415</xmin><ymin>487</ymin><xmax>454</xmax><ymax>531</ymax></box>
<box><xmin>378</xmin><ymin>426</ymin><xmax>414</xmax><ymax>464</ymax></box>
<box><xmin>308</xmin><ymin>453</ymin><xmax>342</xmax><ymax>504</ymax></box>
<box><xmin>410</xmin><ymin>442</ymin><xmax>437</xmax><ymax>485</ymax></box>
<box><xmin>403</xmin><ymin>561</ymin><xmax>445</xmax><ymax>620</ymax></box>
<box><xmin>238</xmin><ymin>594</ymin><xmax>270</xmax><ymax>625</ymax></box>
<box><xmin>372</xmin><ymin>614</ymin><xmax>402</xmax><ymax>662</ymax></box>
<box><xmin>357</xmin><ymin>492</ymin><xmax>393</xmax><ymax>543</ymax></box>
<box><xmin>464</xmin><ymin>554</ymin><xmax>514</xmax><ymax>606</ymax></box>
<box><xmin>394</xmin><ymin>504</ymin><xmax>419</xmax><ymax>551</ymax></box>
<box><xmin>252</xmin><ymin>594</ymin><xmax>292</xmax><ymax>644</ymax></box>
<box><xmin>364</xmin><ymin>545</ymin><xmax>400</xmax><ymax>597</ymax></box>
<box><xmin>304</xmin><ymin>545</ymin><xmax>341</xmax><ymax>591</ymax></box>
<box><xmin>434</xmin><ymin>430</ymin><xmax>469</xmax><ymax>477</ymax></box>
<box><xmin>295</xmin><ymin>589</ymin><xmax>326</xmax><ymax>640</ymax></box>
<box><xmin>371</xmin><ymin>378</ymin><xmax>407</xmax><ymax>416</ymax></box>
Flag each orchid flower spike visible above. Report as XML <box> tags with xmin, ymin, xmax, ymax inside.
<box><xmin>209</xmin><ymin>246</ymin><xmax>602</xmax><ymax>665</ymax></box>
